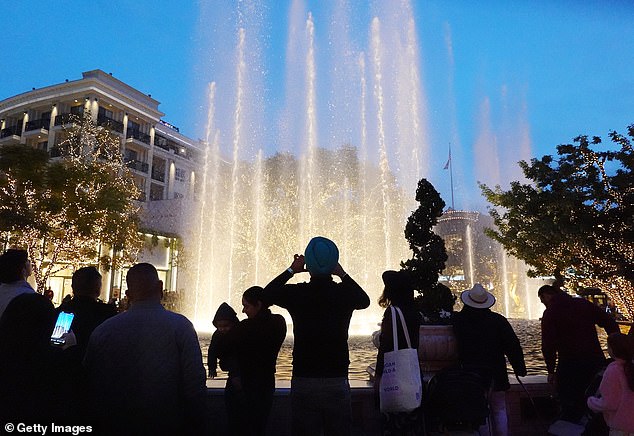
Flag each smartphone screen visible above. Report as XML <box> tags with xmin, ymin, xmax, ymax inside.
<box><xmin>51</xmin><ymin>311</ymin><xmax>74</xmax><ymax>345</ymax></box>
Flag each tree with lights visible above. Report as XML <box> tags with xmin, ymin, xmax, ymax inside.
<box><xmin>481</xmin><ymin>124</ymin><xmax>634</xmax><ymax>319</ymax></box>
<box><xmin>0</xmin><ymin>113</ymin><xmax>143</xmax><ymax>292</ymax></box>
<box><xmin>401</xmin><ymin>178</ymin><xmax>456</xmax><ymax>323</ymax></box>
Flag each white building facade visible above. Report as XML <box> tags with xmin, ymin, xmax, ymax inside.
<box><xmin>0</xmin><ymin>70</ymin><xmax>201</xmax><ymax>304</ymax></box>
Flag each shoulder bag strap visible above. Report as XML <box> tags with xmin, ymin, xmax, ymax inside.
<box><xmin>394</xmin><ymin>306</ymin><xmax>412</xmax><ymax>349</ymax></box>
<box><xmin>390</xmin><ymin>305</ymin><xmax>413</xmax><ymax>351</ymax></box>
<box><xmin>390</xmin><ymin>306</ymin><xmax>398</xmax><ymax>351</ymax></box>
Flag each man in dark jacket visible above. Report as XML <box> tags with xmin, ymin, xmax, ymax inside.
<box><xmin>56</xmin><ymin>266</ymin><xmax>117</xmax><ymax>420</ymax></box>
<box><xmin>538</xmin><ymin>284</ymin><xmax>619</xmax><ymax>423</ymax></box>
<box><xmin>57</xmin><ymin>267</ymin><xmax>117</xmax><ymax>358</ymax></box>
<box><xmin>453</xmin><ymin>284</ymin><xmax>526</xmax><ymax>436</ymax></box>
<box><xmin>263</xmin><ymin>236</ymin><xmax>370</xmax><ymax>436</ymax></box>
<box><xmin>84</xmin><ymin>263</ymin><xmax>209</xmax><ymax>435</ymax></box>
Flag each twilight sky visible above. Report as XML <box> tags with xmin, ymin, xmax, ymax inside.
<box><xmin>2</xmin><ymin>0</ymin><xmax>633</xmax><ymax>210</ymax></box>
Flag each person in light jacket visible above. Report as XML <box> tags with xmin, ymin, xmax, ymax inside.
<box><xmin>587</xmin><ymin>332</ymin><xmax>634</xmax><ymax>435</ymax></box>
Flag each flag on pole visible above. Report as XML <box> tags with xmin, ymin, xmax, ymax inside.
<box><xmin>443</xmin><ymin>151</ymin><xmax>451</xmax><ymax>170</ymax></box>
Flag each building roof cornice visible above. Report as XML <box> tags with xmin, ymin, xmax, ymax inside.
<box><xmin>0</xmin><ymin>70</ymin><xmax>164</xmax><ymax>121</ymax></box>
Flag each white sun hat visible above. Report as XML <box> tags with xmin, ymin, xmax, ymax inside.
<box><xmin>460</xmin><ymin>283</ymin><xmax>496</xmax><ymax>309</ymax></box>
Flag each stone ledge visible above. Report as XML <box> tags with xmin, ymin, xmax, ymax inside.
<box><xmin>205</xmin><ymin>377</ymin><xmax>555</xmax><ymax>435</ymax></box>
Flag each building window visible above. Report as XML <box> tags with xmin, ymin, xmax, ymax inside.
<box><xmin>150</xmin><ymin>184</ymin><xmax>164</xmax><ymax>201</ymax></box>
<box><xmin>70</xmin><ymin>105</ymin><xmax>84</xmax><ymax>115</ymax></box>
<box><xmin>127</xmin><ymin>120</ymin><xmax>140</xmax><ymax>134</ymax></box>
<box><xmin>175</xmin><ymin>168</ymin><xmax>186</xmax><ymax>183</ymax></box>
<box><xmin>98</xmin><ymin>106</ymin><xmax>114</xmax><ymax>119</ymax></box>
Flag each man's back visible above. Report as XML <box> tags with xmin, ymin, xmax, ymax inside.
<box><xmin>84</xmin><ymin>301</ymin><xmax>207</xmax><ymax>435</ymax></box>
<box><xmin>234</xmin><ymin>309</ymin><xmax>287</xmax><ymax>387</ymax></box>
<box><xmin>264</xmin><ymin>273</ymin><xmax>370</xmax><ymax>377</ymax></box>
<box><xmin>0</xmin><ymin>292</ymin><xmax>58</xmax><ymax>421</ymax></box>
<box><xmin>542</xmin><ymin>292</ymin><xmax>618</xmax><ymax>365</ymax></box>
<box><xmin>0</xmin><ymin>280</ymin><xmax>35</xmax><ymax>319</ymax></box>
<box><xmin>453</xmin><ymin>306</ymin><xmax>526</xmax><ymax>391</ymax></box>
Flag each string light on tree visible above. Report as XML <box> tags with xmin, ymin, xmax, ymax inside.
<box><xmin>0</xmin><ymin>112</ymin><xmax>143</xmax><ymax>291</ymax></box>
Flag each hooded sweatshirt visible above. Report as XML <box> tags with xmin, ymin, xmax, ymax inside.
<box><xmin>208</xmin><ymin>303</ymin><xmax>239</xmax><ymax>376</ymax></box>
<box><xmin>212</xmin><ymin>302</ymin><xmax>239</xmax><ymax>327</ymax></box>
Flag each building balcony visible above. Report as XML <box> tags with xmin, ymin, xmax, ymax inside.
<box><xmin>125</xmin><ymin>158</ymin><xmax>149</xmax><ymax>173</ymax></box>
<box><xmin>23</xmin><ymin>119</ymin><xmax>50</xmax><ymax>138</ymax></box>
<box><xmin>97</xmin><ymin>115</ymin><xmax>124</xmax><ymax>133</ymax></box>
<box><xmin>153</xmin><ymin>135</ymin><xmax>172</xmax><ymax>152</ymax></box>
<box><xmin>54</xmin><ymin>113</ymin><xmax>77</xmax><ymax>127</ymax></box>
<box><xmin>25</xmin><ymin>118</ymin><xmax>50</xmax><ymax>131</ymax></box>
<box><xmin>153</xmin><ymin>134</ymin><xmax>191</xmax><ymax>160</ymax></box>
<box><xmin>126</xmin><ymin>130</ymin><xmax>151</xmax><ymax>146</ymax></box>
<box><xmin>0</xmin><ymin>125</ymin><xmax>22</xmax><ymax>144</ymax></box>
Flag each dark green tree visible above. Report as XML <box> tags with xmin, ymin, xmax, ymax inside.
<box><xmin>401</xmin><ymin>178</ymin><xmax>455</xmax><ymax>322</ymax></box>
<box><xmin>481</xmin><ymin>124</ymin><xmax>633</xmax><ymax>318</ymax></box>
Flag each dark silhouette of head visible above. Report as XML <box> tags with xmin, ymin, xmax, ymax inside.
<box><xmin>537</xmin><ymin>284</ymin><xmax>558</xmax><ymax>307</ymax></box>
<box><xmin>125</xmin><ymin>263</ymin><xmax>162</xmax><ymax>304</ymax></box>
<box><xmin>378</xmin><ymin>270</ymin><xmax>415</xmax><ymax>308</ymax></box>
<box><xmin>242</xmin><ymin>286</ymin><xmax>269</xmax><ymax>319</ymax></box>
<box><xmin>212</xmin><ymin>302</ymin><xmax>239</xmax><ymax>332</ymax></box>
<box><xmin>0</xmin><ymin>249</ymin><xmax>30</xmax><ymax>284</ymax></box>
<box><xmin>72</xmin><ymin>266</ymin><xmax>102</xmax><ymax>299</ymax></box>
<box><xmin>243</xmin><ymin>286</ymin><xmax>268</xmax><ymax>306</ymax></box>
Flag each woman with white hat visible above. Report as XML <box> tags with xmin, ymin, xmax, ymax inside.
<box><xmin>452</xmin><ymin>283</ymin><xmax>527</xmax><ymax>436</ymax></box>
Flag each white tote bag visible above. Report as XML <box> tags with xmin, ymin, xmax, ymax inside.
<box><xmin>379</xmin><ymin>306</ymin><xmax>423</xmax><ymax>413</ymax></box>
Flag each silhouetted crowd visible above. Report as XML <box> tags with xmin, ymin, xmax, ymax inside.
<box><xmin>1</xmin><ymin>241</ymin><xmax>633</xmax><ymax>436</ymax></box>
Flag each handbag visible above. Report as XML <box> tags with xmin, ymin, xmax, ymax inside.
<box><xmin>379</xmin><ymin>305</ymin><xmax>423</xmax><ymax>413</ymax></box>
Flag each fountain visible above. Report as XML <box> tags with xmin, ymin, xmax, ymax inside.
<box><xmin>181</xmin><ymin>0</ymin><xmax>541</xmax><ymax>333</ymax></box>
<box><xmin>436</xmin><ymin>210</ymin><xmax>543</xmax><ymax>320</ymax></box>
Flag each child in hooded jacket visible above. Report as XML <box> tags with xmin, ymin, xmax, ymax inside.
<box><xmin>208</xmin><ymin>302</ymin><xmax>243</xmax><ymax>433</ymax></box>
<box><xmin>207</xmin><ymin>302</ymin><xmax>239</xmax><ymax>378</ymax></box>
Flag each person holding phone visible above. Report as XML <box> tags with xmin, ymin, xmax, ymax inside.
<box><xmin>57</xmin><ymin>267</ymin><xmax>116</xmax><ymax>355</ymax></box>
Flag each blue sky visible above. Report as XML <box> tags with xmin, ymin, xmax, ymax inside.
<box><xmin>2</xmin><ymin>0</ymin><xmax>633</xmax><ymax>210</ymax></box>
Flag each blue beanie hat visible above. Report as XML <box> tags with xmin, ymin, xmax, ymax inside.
<box><xmin>304</xmin><ymin>236</ymin><xmax>339</xmax><ymax>276</ymax></box>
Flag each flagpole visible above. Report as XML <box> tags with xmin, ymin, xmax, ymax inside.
<box><xmin>449</xmin><ymin>143</ymin><xmax>455</xmax><ymax>209</ymax></box>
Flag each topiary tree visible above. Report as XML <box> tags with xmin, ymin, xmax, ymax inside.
<box><xmin>401</xmin><ymin>178</ymin><xmax>456</xmax><ymax>323</ymax></box>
